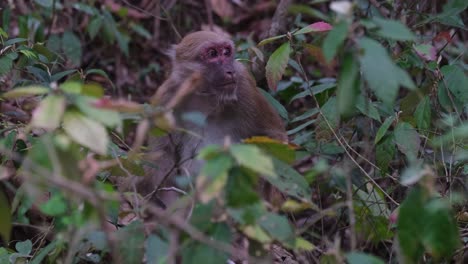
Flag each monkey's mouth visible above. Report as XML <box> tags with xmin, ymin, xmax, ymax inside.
<box><xmin>219</xmin><ymin>81</ymin><xmax>236</xmax><ymax>87</ymax></box>
<box><xmin>218</xmin><ymin>82</ymin><xmax>236</xmax><ymax>90</ymax></box>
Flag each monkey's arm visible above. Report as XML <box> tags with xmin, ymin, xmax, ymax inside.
<box><xmin>236</xmin><ymin>65</ymin><xmax>288</xmax><ymax>142</ymax></box>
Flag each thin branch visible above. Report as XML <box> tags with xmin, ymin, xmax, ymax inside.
<box><xmin>294</xmin><ymin>55</ymin><xmax>399</xmax><ymax>206</ymax></box>
<box><xmin>345</xmin><ymin>162</ymin><xmax>357</xmax><ymax>250</ymax></box>
<box><xmin>45</xmin><ymin>0</ymin><xmax>56</xmax><ymax>40</ymax></box>
<box><xmin>204</xmin><ymin>0</ymin><xmax>214</xmax><ymax>30</ymax></box>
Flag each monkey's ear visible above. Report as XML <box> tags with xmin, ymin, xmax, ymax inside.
<box><xmin>164</xmin><ymin>44</ymin><xmax>177</xmax><ymax>63</ymax></box>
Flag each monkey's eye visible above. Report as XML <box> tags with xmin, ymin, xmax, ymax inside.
<box><xmin>208</xmin><ymin>48</ymin><xmax>218</xmax><ymax>58</ymax></box>
<box><xmin>223</xmin><ymin>47</ymin><xmax>231</xmax><ymax>56</ymax></box>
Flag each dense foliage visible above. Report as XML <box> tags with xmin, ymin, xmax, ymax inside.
<box><xmin>0</xmin><ymin>0</ymin><xmax>467</xmax><ymax>263</ymax></box>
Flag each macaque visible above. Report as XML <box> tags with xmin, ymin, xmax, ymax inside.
<box><xmin>137</xmin><ymin>31</ymin><xmax>287</xmax><ymax>207</ymax></box>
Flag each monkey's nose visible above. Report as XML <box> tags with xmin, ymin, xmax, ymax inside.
<box><xmin>225</xmin><ymin>71</ymin><xmax>234</xmax><ymax>81</ymax></box>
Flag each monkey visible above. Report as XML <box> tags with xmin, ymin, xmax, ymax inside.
<box><xmin>135</xmin><ymin>31</ymin><xmax>287</xmax><ymax>209</ymax></box>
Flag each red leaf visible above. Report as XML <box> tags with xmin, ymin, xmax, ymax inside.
<box><xmin>92</xmin><ymin>98</ymin><xmax>143</xmax><ymax>112</ymax></box>
<box><xmin>433</xmin><ymin>31</ymin><xmax>451</xmax><ymax>43</ymax></box>
<box><xmin>309</xmin><ymin>21</ymin><xmax>333</xmax><ymax>32</ymax></box>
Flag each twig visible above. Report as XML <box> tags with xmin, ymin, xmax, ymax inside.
<box><xmin>152</xmin><ymin>0</ymin><xmax>161</xmax><ymax>46</ymax></box>
<box><xmin>158</xmin><ymin>186</ymin><xmax>187</xmax><ymax>195</ymax></box>
<box><xmin>160</xmin><ymin>4</ymin><xmax>181</xmax><ymax>41</ymax></box>
<box><xmin>204</xmin><ymin>0</ymin><xmax>214</xmax><ymax>30</ymax></box>
<box><xmin>294</xmin><ymin>55</ymin><xmax>399</xmax><ymax>207</ymax></box>
<box><xmin>344</xmin><ymin>162</ymin><xmax>357</xmax><ymax>250</ymax></box>
<box><xmin>265</xmin><ymin>0</ymin><xmax>293</xmax><ymax>38</ymax></box>
<box><xmin>119</xmin><ymin>0</ymin><xmax>165</xmax><ymax>19</ymax></box>
<box><xmin>341</xmin><ymin>138</ymin><xmax>398</xmax><ymax>182</ymax></box>
<box><xmin>45</xmin><ymin>0</ymin><xmax>56</xmax><ymax>40</ymax></box>
<box><xmin>167</xmin><ymin>229</ymin><xmax>179</xmax><ymax>264</ymax></box>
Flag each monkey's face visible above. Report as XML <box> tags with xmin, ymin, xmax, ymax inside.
<box><xmin>198</xmin><ymin>42</ymin><xmax>238</xmax><ymax>102</ymax></box>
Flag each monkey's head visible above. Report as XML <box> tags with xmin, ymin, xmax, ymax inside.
<box><xmin>173</xmin><ymin>31</ymin><xmax>239</xmax><ymax>102</ymax></box>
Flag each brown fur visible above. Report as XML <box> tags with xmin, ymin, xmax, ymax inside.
<box><xmin>138</xmin><ymin>31</ymin><xmax>287</xmax><ymax>208</ymax></box>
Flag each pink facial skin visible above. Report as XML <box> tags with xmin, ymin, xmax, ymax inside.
<box><xmin>200</xmin><ymin>42</ymin><xmax>234</xmax><ymax>64</ymax></box>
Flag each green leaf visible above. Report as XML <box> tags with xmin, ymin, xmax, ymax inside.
<box><xmin>441</xmin><ymin>64</ymin><xmax>468</xmax><ymax>104</ymax></box>
<box><xmin>0</xmin><ymin>55</ymin><xmax>13</xmax><ymax>77</ymax></box>
<box><xmin>294</xmin><ymin>237</ymin><xmax>315</xmax><ymax>251</ymax></box>
<box><xmin>39</xmin><ymin>193</ymin><xmax>67</xmax><ymax>216</ymax></box>
<box><xmin>116</xmin><ymin>221</ymin><xmax>145</xmax><ymax>264</ymax></box>
<box><xmin>31</xmin><ymin>94</ymin><xmax>66</xmax><ymax>131</ymax></box>
<box><xmin>34</xmin><ymin>0</ymin><xmax>53</xmax><ymax>8</ymax></box>
<box><xmin>226</xmin><ymin>167</ymin><xmax>260</xmax><ymax>207</ymax></box>
<box><xmin>15</xmin><ymin>240</ymin><xmax>32</xmax><ymax>255</ymax></box>
<box><xmin>46</xmin><ymin>34</ymin><xmax>61</xmax><ymax>53</ymax></box>
<box><xmin>376</xmin><ymin>135</ymin><xmax>395</xmax><ymax>175</ymax></box>
<box><xmin>228</xmin><ymin>202</ymin><xmax>266</xmax><ymax>225</ymax></box>
<box><xmin>289</xmin><ymin>82</ymin><xmax>336</xmax><ymax>102</ymax></box>
<box><xmin>397</xmin><ymin>187</ymin><xmax>426</xmax><ymax>262</ymax></box>
<box><xmin>182</xmin><ymin>223</ymin><xmax>231</xmax><ymax>264</ymax></box>
<box><xmin>287</xmin><ymin>119</ymin><xmax>316</xmax><ymax>135</ymax></box>
<box><xmin>294</xmin><ymin>21</ymin><xmax>332</xmax><ymax>35</ymax></box>
<box><xmin>75</xmin><ymin>96</ymin><xmax>122</xmax><ymax>128</ymax></box>
<box><xmin>230</xmin><ymin>144</ymin><xmax>276</xmax><ymax>179</ymax></box>
<box><xmin>394</xmin><ymin>122</ymin><xmax>420</xmax><ymax>160</ymax></box>
<box><xmin>63</xmin><ymin>111</ymin><xmax>109</xmax><ymax>155</ymax></box>
<box><xmin>60</xmin><ymin>81</ymin><xmax>82</xmax><ymax>94</ymax></box>
<box><xmin>374</xmin><ymin>115</ymin><xmax>395</xmax><ymax>144</ymax></box>
<box><xmin>257</xmin><ymin>34</ymin><xmax>287</xmax><ymax>46</ymax></box>
<box><xmin>244</xmin><ymin>136</ymin><xmax>295</xmax><ymax>164</ymax></box>
<box><xmin>115</xmin><ymin>30</ymin><xmax>130</xmax><ymax>57</ymax></box>
<box><xmin>62</xmin><ymin>31</ymin><xmax>82</xmax><ymax>66</ymax></box>
<box><xmin>86</xmin><ymin>68</ymin><xmax>115</xmax><ymax>88</ymax></box>
<box><xmin>146</xmin><ymin>235</ymin><xmax>168</xmax><ymax>264</ymax></box>
<box><xmin>73</xmin><ymin>3</ymin><xmax>98</xmax><ymax>15</ymax></box>
<box><xmin>0</xmin><ymin>27</ymin><xmax>8</xmax><ymax>39</ymax></box>
<box><xmin>130</xmin><ymin>22</ymin><xmax>152</xmax><ymax>39</ymax></box>
<box><xmin>198</xmin><ymin>154</ymin><xmax>232</xmax><ymax>203</ymax></box>
<box><xmin>259</xmin><ymin>89</ymin><xmax>289</xmax><ymax>121</ymax></box>
<box><xmin>319</xmin><ymin>96</ymin><xmax>340</xmax><ymax>129</ymax></box>
<box><xmin>432</xmin><ymin>123</ymin><xmax>468</xmax><ymax>147</ymax></box>
<box><xmin>19</xmin><ymin>49</ymin><xmax>38</xmax><ymax>60</ymax></box>
<box><xmin>82</xmin><ymin>83</ymin><xmax>105</xmax><ymax>98</ymax></box>
<box><xmin>346</xmin><ymin>252</ymin><xmax>385</xmax><ymax>264</ymax></box>
<box><xmin>0</xmin><ymin>190</ymin><xmax>12</xmax><ymax>242</ymax></box>
<box><xmin>322</xmin><ymin>21</ymin><xmax>348</xmax><ymax>62</ymax></box>
<box><xmin>201</xmin><ymin>154</ymin><xmax>232</xmax><ymax>179</ymax></box>
<box><xmin>291</xmin><ymin>108</ymin><xmax>319</xmax><ymax>123</ymax></box>
<box><xmin>359</xmin><ymin>37</ymin><xmax>416</xmax><ymax>105</ymax></box>
<box><xmin>288</xmin><ymin>4</ymin><xmax>329</xmax><ymax>21</ymax></box>
<box><xmin>337</xmin><ymin>53</ymin><xmax>359</xmax><ymax>117</ymax></box>
<box><xmin>30</xmin><ymin>240</ymin><xmax>58</xmax><ymax>264</ymax></box>
<box><xmin>3</xmin><ymin>38</ymin><xmax>27</xmax><ymax>46</ymax></box>
<box><xmin>400</xmin><ymin>163</ymin><xmax>426</xmax><ymax>186</ymax></box>
<box><xmin>258</xmin><ymin>212</ymin><xmax>294</xmax><ymax>244</ymax></box>
<box><xmin>356</xmin><ymin>96</ymin><xmax>381</xmax><ymax>122</ymax></box>
<box><xmin>373</xmin><ymin>17</ymin><xmax>416</xmax><ymax>41</ymax></box>
<box><xmin>2</xmin><ymin>85</ymin><xmax>49</xmax><ymax>99</ymax></box>
<box><xmin>414</xmin><ymin>96</ymin><xmax>431</xmax><ymax>131</ymax></box>
<box><xmin>414</xmin><ymin>43</ymin><xmax>436</xmax><ymax>61</ymax></box>
<box><xmin>2</xmin><ymin>8</ymin><xmax>11</xmax><ymax>33</ymax></box>
<box><xmin>269</xmin><ymin>158</ymin><xmax>311</xmax><ymax>201</ymax></box>
<box><xmin>0</xmin><ymin>247</ymin><xmax>8</xmax><ymax>263</ymax></box>
<box><xmin>51</xmin><ymin>69</ymin><xmax>77</xmax><ymax>82</ymax></box>
<box><xmin>266</xmin><ymin>42</ymin><xmax>291</xmax><ymax>91</ymax></box>
<box><xmin>422</xmin><ymin>199</ymin><xmax>461</xmax><ymax>259</ymax></box>
<box><xmin>87</xmin><ymin>16</ymin><xmax>103</xmax><ymax>39</ymax></box>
